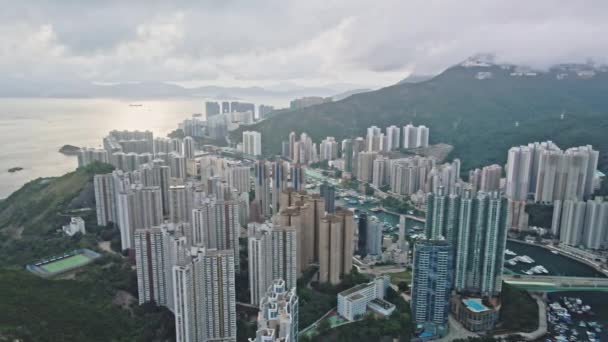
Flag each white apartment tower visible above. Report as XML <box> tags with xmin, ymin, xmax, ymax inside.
<box><xmin>403</xmin><ymin>124</ymin><xmax>429</xmax><ymax>149</ymax></box>
<box><xmin>116</xmin><ymin>185</ymin><xmax>163</xmax><ymax>250</ymax></box>
<box><xmin>386</xmin><ymin>125</ymin><xmax>401</xmax><ymax>151</ymax></box>
<box><xmin>356</xmin><ymin>151</ymin><xmax>377</xmax><ymax>183</ymax></box>
<box><xmin>94</xmin><ymin>173</ymin><xmax>116</xmax><ymax>226</ymax></box>
<box><xmin>173</xmin><ymin>248</ymin><xmax>237</xmax><ymax>342</ymax></box>
<box><xmin>169</xmin><ymin>152</ymin><xmax>187</xmax><ymax>180</ymax></box>
<box><xmin>183</xmin><ymin>136</ymin><xmax>195</xmax><ymax>159</ymax></box>
<box><xmin>169</xmin><ymin>185</ymin><xmax>192</xmax><ymax>224</ymax></box>
<box><xmin>243</xmin><ymin>131</ymin><xmax>262</xmax><ymax>157</ymax></box>
<box><xmin>255</xmin><ymin>160</ymin><xmax>272</xmax><ymax>218</ymax></box>
<box><xmin>191</xmin><ymin>199</ymin><xmax>240</xmax><ymax>271</ymax></box>
<box><xmin>320</xmin><ymin>137</ymin><xmax>339</xmax><ymax>161</ymax></box>
<box><xmin>248</xmin><ymin>222</ymin><xmax>298</xmax><ymax>305</ymax></box>
<box><xmin>134</xmin><ymin>227</ymin><xmax>169</xmax><ymax>306</ymax></box>
<box><xmin>227</xmin><ymin>166</ymin><xmax>251</xmax><ymax>194</ymax></box>
<box><xmin>372</xmin><ymin>157</ymin><xmax>389</xmax><ymax>187</ymax></box>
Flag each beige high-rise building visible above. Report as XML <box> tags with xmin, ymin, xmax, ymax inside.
<box><xmin>318</xmin><ymin>215</ymin><xmax>343</xmax><ymax>284</ymax></box>
<box><xmin>318</xmin><ymin>209</ymin><xmax>355</xmax><ymax>285</ymax></box>
<box><xmin>279</xmin><ymin>188</ymin><xmax>307</xmax><ymax>210</ymax></box>
<box><xmin>334</xmin><ymin>208</ymin><xmax>355</xmax><ymax>276</ymax></box>
<box><xmin>273</xmin><ymin>207</ymin><xmax>304</xmax><ymax>273</ymax></box>
<box><xmin>276</xmin><ymin>189</ymin><xmax>324</xmax><ymax>272</ymax></box>
<box><xmin>305</xmin><ymin>194</ymin><xmax>325</xmax><ymax>263</ymax></box>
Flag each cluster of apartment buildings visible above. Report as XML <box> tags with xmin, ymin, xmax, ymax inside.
<box><xmin>412</xmin><ymin>188</ymin><xmax>508</xmax><ymax>339</ymax></box>
<box><xmin>82</xmin><ymin>115</ymin><xmax>606</xmax><ymax>342</ymax></box>
<box><xmin>504</xmin><ymin>141</ymin><xmax>606</xmax><ymax>249</ymax></box>
<box><xmin>88</xmin><ymin>123</ymin><xmax>367</xmax><ymax>341</ymax></box>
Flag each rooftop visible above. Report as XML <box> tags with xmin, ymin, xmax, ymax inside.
<box><xmin>349</xmin><ymin>293</ymin><xmax>365</xmax><ymax>301</ymax></box>
<box><xmin>339</xmin><ymin>282</ymin><xmax>372</xmax><ymax>297</ymax></box>
<box><xmin>369</xmin><ymin>298</ymin><xmax>395</xmax><ymax>310</ymax></box>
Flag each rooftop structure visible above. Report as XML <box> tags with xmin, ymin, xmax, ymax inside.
<box><xmin>337</xmin><ymin>276</ymin><xmax>389</xmax><ymax>321</ymax></box>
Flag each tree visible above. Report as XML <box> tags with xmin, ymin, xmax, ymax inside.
<box><xmin>317</xmin><ymin>319</ymin><xmax>331</xmax><ymax>333</ymax></box>
<box><xmin>397</xmin><ymin>281</ymin><xmax>409</xmax><ymax>292</ymax></box>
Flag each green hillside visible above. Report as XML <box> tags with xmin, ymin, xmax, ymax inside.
<box><xmin>0</xmin><ymin>266</ymin><xmax>174</xmax><ymax>342</ymax></box>
<box><xmin>0</xmin><ymin>162</ymin><xmax>175</xmax><ymax>341</ymax></box>
<box><xmin>0</xmin><ymin>162</ymin><xmax>113</xmax><ymax>237</ymax></box>
<box><xmin>234</xmin><ymin>64</ymin><xmax>608</xmax><ymax>172</ymax></box>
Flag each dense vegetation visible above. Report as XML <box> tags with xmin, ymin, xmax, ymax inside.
<box><xmin>297</xmin><ymin>267</ymin><xmax>371</xmax><ymax>329</ymax></box>
<box><xmin>0</xmin><ymin>260</ymin><xmax>174</xmax><ymax>341</ymax></box>
<box><xmin>381</xmin><ymin>196</ymin><xmax>411</xmax><ymax>214</ymax></box>
<box><xmin>498</xmin><ymin>283</ymin><xmax>539</xmax><ymax>333</ymax></box>
<box><xmin>305</xmin><ymin>288</ymin><xmax>413</xmax><ymax>342</ymax></box>
<box><xmin>233</xmin><ymin>64</ymin><xmax>608</xmax><ymax>172</ymax></box>
<box><xmin>0</xmin><ymin>162</ymin><xmax>175</xmax><ymax>341</ymax></box>
<box><xmin>0</xmin><ymin>162</ymin><xmax>115</xmax><ymax>266</ymax></box>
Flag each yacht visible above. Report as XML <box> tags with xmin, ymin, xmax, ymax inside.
<box><xmin>505</xmin><ymin>249</ymin><xmax>517</xmax><ymax>256</ymax></box>
<box><xmin>518</xmin><ymin>255</ymin><xmax>535</xmax><ymax>264</ymax></box>
<box><xmin>528</xmin><ymin>265</ymin><xmax>549</xmax><ymax>274</ymax></box>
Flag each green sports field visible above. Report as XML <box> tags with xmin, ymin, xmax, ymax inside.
<box><xmin>40</xmin><ymin>254</ymin><xmax>91</xmax><ymax>274</ymax></box>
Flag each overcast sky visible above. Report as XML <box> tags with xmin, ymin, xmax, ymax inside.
<box><xmin>2</xmin><ymin>0</ymin><xmax>607</xmax><ymax>89</ymax></box>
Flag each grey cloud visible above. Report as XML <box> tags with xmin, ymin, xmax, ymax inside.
<box><xmin>0</xmin><ymin>0</ymin><xmax>607</xmax><ymax>88</ymax></box>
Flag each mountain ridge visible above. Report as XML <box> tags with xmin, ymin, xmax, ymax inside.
<box><xmin>232</xmin><ymin>61</ymin><xmax>608</xmax><ymax>172</ymax></box>
<box><xmin>0</xmin><ymin>78</ymin><xmax>362</xmax><ymax>100</ymax></box>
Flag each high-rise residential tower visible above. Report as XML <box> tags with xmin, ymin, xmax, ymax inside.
<box><xmin>319</xmin><ymin>182</ymin><xmax>336</xmax><ymax>213</ymax></box>
<box><xmin>243</xmin><ymin>131</ymin><xmax>262</xmax><ymax>157</ymax></box>
<box><xmin>173</xmin><ymin>248</ymin><xmax>237</xmax><ymax>342</ymax></box>
<box><xmin>94</xmin><ymin>173</ymin><xmax>116</xmax><ymax>226</ymax></box>
<box><xmin>248</xmin><ymin>222</ymin><xmax>298</xmax><ymax>305</ymax></box>
<box><xmin>183</xmin><ymin>136</ymin><xmax>195</xmax><ymax>159</ymax></box>
<box><xmin>255</xmin><ymin>160</ymin><xmax>272</xmax><ymax>218</ymax></box>
<box><xmin>412</xmin><ymin>240</ymin><xmax>453</xmax><ymax>337</ymax></box>
<box><xmin>386</xmin><ymin>125</ymin><xmax>401</xmax><ymax>151</ymax></box>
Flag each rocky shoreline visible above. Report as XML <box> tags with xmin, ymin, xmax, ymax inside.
<box><xmin>59</xmin><ymin>144</ymin><xmax>81</xmax><ymax>156</ymax></box>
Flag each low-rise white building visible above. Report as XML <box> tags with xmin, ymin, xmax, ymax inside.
<box><xmin>62</xmin><ymin>217</ymin><xmax>86</xmax><ymax>236</ymax></box>
<box><xmin>337</xmin><ymin>276</ymin><xmax>389</xmax><ymax>321</ymax></box>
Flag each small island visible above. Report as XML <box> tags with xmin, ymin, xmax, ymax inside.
<box><xmin>8</xmin><ymin>167</ymin><xmax>24</xmax><ymax>173</ymax></box>
<box><xmin>59</xmin><ymin>144</ymin><xmax>81</xmax><ymax>156</ymax></box>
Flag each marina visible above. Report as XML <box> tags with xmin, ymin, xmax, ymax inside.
<box><xmin>547</xmin><ymin>292</ymin><xmax>608</xmax><ymax>342</ymax></box>
<box><xmin>505</xmin><ymin>241</ymin><xmax>606</xmax><ymax>278</ymax></box>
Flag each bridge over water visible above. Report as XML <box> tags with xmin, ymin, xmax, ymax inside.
<box><xmin>504</xmin><ymin>274</ymin><xmax>608</xmax><ymax>292</ymax></box>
